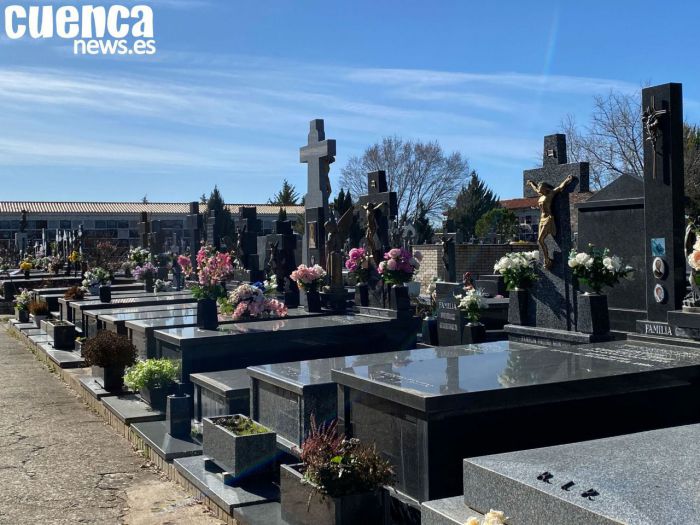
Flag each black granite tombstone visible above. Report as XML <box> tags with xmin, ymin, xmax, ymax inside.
<box><xmin>234</xmin><ymin>207</ymin><xmax>265</xmax><ymax>282</ymax></box>
<box><xmin>638</xmin><ymin>83</ymin><xmax>686</xmax><ymax>327</ymax></box>
<box><xmin>435</xmin><ymin>282</ymin><xmax>464</xmax><ymax>346</ymax></box>
<box><xmin>206</xmin><ymin>210</ymin><xmax>221</xmax><ymax>251</ymax></box>
<box><xmin>185</xmin><ymin>202</ymin><xmax>202</xmax><ymax>268</ymax></box>
<box><xmin>138</xmin><ymin>211</ymin><xmax>150</xmax><ymax>249</ymax></box>
<box><xmin>300</xmin><ymin>119</ymin><xmax>335</xmax><ymax>266</ymax></box>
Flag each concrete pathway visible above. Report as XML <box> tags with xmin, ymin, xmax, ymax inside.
<box><xmin>0</xmin><ymin>326</ymin><xmax>223</xmax><ymax>525</ymax></box>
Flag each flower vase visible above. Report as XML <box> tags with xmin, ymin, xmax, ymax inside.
<box><xmin>355</xmin><ymin>283</ymin><xmax>369</xmax><ymax>307</ymax></box>
<box><xmin>99</xmin><ymin>285</ymin><xmax>111</xmax><ymax>303</ymax></box>
<box><xmin>462</xmin><ymin>322</ymin><xmax>486</xmax><ymax>344</ymax></box>
<box><xmin>507</xmin><ymin>288</ymin><xmax>530</xmax><ymax>325</ymax></box>
<box><xmin>197</xmin><ymin>298</ymin><xmax>218</xmax><ymax>331</ymax></box>
<box><xmin>387</xmin><ymin>284</ymin><xmax>410</xmax><ymax>311</ymax></box>
<box><xmin>15</xmin><ymin>308</ymin><xmax>29</xmax><ymax>323</ymax></box>
<box><xmin>421</xmin><ymin>316</ymin><xmax>438</xmax><ymax>345</ymax></box>
<box><xmin>577</xmin><ymin>292</ymin><xmax>610</xmax><ymax>335</ymax></box>
<box><xmin>23</xmin><ymin>270</ymin><xmax>30</xmax><ymax>279</ymax></box>
<box><xmin>89</xmin><ymin>284</ymin><xmax>100</xmax><ymax>296</ymax></box>
<box><xmin>144</xmin><ymin>274</ymin><xmax>154</xmax><ymax>293</ymax></box>
<box><xmin>124</xmin><ymin>267</ymin><xmax>132</xmax><ymax>278</ymax></box>
<box><xmin>305</xmin><ymin>289</ymin><xmax>322</xmax><ymax>313</ymax></box>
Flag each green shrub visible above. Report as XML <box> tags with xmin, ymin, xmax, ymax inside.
<box><xmin>82</xmin><ymin>331</ymin><xmax>137</xmax><ymax>369</ymax></box>
<box><xmin>124</xmin><ymin>358</ymin><xmax>179</xmax><ymax>390</ymax></box>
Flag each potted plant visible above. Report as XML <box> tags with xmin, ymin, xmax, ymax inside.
<box><xmin>81</xmin><ymin>331</ymin><xmax>137</xmax><ymax>392</ymax></box>
<box><xmin>456</xmin><ymin>289</ymin><xmax>486</xmax><ymax>343</ymax></box>
<box><xmin>219</xmin><ymin>282</ymin><xmax>288</xmax><ymax>321</ymax></box>
<box><xmin>44</xmin><ymin>319</ymin><xmax>76</xmax><ymax>350</ymax></box>
<box><xmin>291</xmin><ymin>264</ymin><xmax>327</xmax><ymax>313</ymax></box>
<box><xmin>281</xmin><ymin>419</ymin><xmax>393</xmax><ymax>525</ymax></box>
<box><xmin>19</xmin><ymin>259</ymin><xmax>32</xmax><ymax>279</ymax></box>
<box><xmin>377</xmin><ymin>248</ymin><xmax>420</xmax><ymax>310</ymax></box>
<box><xmin>28</xmin><ymin>300</ymin><xmax>50</xmax><ymax>327</ymax></box>
<box><xmin>124</xmin><ymin>358</ymin><xmax>179</xmax><ymax>411</ymax></box>
<box><xmin>494</xmin><ymin>250</ymin><xmax>539</xmax><ymax>325</ymax></box>
<box><xmin>203</xmin><ymin>414</ymin><xmax>277</xmax><ymax>482</ymax></box>
<box><xmin>186</xmin><ymin>245</ymin><xmax>233</xmax><ymax>330</ymax></box>
<box><xmin>133</xmin><ymin>262</ymin><xmax>157</xmax><ymax>293</ymax></box>
<box><xmin>82</xmin><ymin>267</ymin><xmax>111</xmax><ymax>300</ymax></box>
<box><xmin>345</xmin><ymin>248</ymin><xmax>370</xmax><ymax>306</ymax></box>
<box><xmin>13</xmin><ymin>288</ymin><xmax>31</xmax><ymax>323</ymax></box>
<box><xmin>568</xmin><ymin>245</ymin><xmax>633</xmax><ymax>335</ymax></box>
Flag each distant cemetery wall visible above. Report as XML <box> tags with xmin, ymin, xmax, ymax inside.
<box><xmin>413</xmin><ymin>242</ymin><xmax>537</xmax><ymax>293</ymax></box>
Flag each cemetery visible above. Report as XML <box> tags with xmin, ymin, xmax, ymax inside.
<box><xmin>2</xmin><ymin>81</ymin><xmax>700</xmax><ymax>525</ymax></box>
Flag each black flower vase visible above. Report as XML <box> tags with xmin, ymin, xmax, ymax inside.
<box><xmin>507</xmin><ymin>288</ymin><xmax>529</xmax><ymax>325</ymax></box>
<box><xmin>144</xmin><ymin>274</ymin><xmax>154</xmax><ymax>293</ymax></box>
<box><xmin>305</xmin><ymin>289</ymin><xmax>322</xmax><ymax>313</ymax></box>
<box><xmin>23</xmin><ymin>270</ymin><xmax>30</xmax><ymax>279</ymax></box>
<box><xmin>99</xmin><ymin>284</ymin><xmax>111</xmax><ymax>303</ymax></box>
<box><xmin>355</xmin><ymin>283</ymin><xmax>369</xmax><ymax>307</ymax></box>
<box><xmin>197</xmin><ymin>298</ymin><xmax>218</xmax><ymax>331</ymax></box>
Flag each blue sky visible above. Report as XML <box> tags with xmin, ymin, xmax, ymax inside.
<box><xmin>1</xmin><ymin>0</ymin><xmax>699</xmax><ymax>204</ymax></box>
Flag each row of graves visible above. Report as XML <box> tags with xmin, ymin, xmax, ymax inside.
<box><xmin>7</xmin><ymin>83</ymin><xmax>700</xmax><ymax>525</ymax></box>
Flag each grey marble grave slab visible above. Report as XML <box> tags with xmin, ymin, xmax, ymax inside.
<box><xmin>421</xmin><ymin>496</ymin><xmax>483</xmax><ymax>525</ymax></box>
<box><xmin>102</xmin><ymin>394</ymin><xmax>164</xmax><ymax>424</ymax></box>
<box><xmin>38</xmin><ymin>342</ymin><xmax>85</xmax><ymax>368</ymax></box>
<box><xmin>79</xmin><ymin>376</ymin><xmax>130</xmax><ymax>399</ymax></box>
<box><xmin>463</xmin><ymin>423</ymin><xmax>700</xmax><ymax>525</ymax></box>
<box><xmin>131</xmin><ymin>420</ymin><xmax>202</xmax><ymax>461</ymax></box>
<box><xmin>174</xmin><ymin>456</ymin><xmax>278</xmax><ymax>514</ymax></box>
<box><xmin>332</xmin><ymin>340</ymin><xmax>700</xmax><ymax>502</ymax></box>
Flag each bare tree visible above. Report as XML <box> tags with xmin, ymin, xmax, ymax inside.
<box><xmin>339</xmin><ymin>136</ymin><xmax>470</xmax><ymax>221</ymax></box>
<box><xmin>561</xmin><ymin>91</ymin><xmax>644</xmax><ymax>189</ymax></box>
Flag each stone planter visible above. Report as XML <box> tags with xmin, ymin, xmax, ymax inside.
<box><xmin>197</xmin><ymin>298</ymin><xmax>218</xmax><ymax>331</ymax></box>
<box><xmin>203</xmin><ymin>415</ymin><xmax>276</xmax><ymax>481</ymax></box>
<box><xmin>577</xmin><ymin>292</ymin><xmax>610</xmax><ymax>335</ymax></box>
<box><xmin>144</xmin><ymin>275</ymin><xmax>154</xmax><ymax>293</ymax></box>
<box><xmin>92</xmin><ymin>365</ymin><xmax>125</xmax><ymax>392</ymax></box>
<box><xmin>507</xmin><ymin>288</ymin><xmax>529</xmax><ymax>325</ymax></box>
<box><xmin>462</xmin><ymin>322</ymin><xmax>486</xmax><ymax>344</ymax></box>
<box><xmin>421</xmin><ymin>317</ymin><xmax>438</xmax><ymax>345</ymax></box>
<box><xmin>140</xmin><ymin>383</ymin><xmax>175</xmax><ymax>412</ymax></box>
<box><xmin>305</xmin><ymin>290</ymin><xmax>322</xmax><ymax>313</ymax></box>
<box><xmin>387</xmin><ymin>284</ymin><xmax>410</xmax><ymax>311</ymax></box>
<box><xmin>355</xmin><ymin>283</ymin><xmax>369</xmax><ymax>307</ymax></box>
<box><xmin>15</xmin><ymin>308</ymin><xmax>29</xmax><ymax>323</ymax></box>
<box><xmin>32</xmin><ymin>314</ymin><xmax>48</xmax><ymax>328</ymax></box>
<box><xmin>280</xmin><ymin>463</ymin><xmax>384</xmax><ymax>525</ymax></box>
<box><xmin>99</xmin><ymin>285</ymin><xmax>111</xmax><ymax>303</ymax></box>
<box><xmin>45</xmin><ymin>321</ymin><xmax>76</xmax><ymax>350</ymax></box>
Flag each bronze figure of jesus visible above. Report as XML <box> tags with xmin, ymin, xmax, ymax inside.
<box><xmin>526</xmin><ymin>174</ymin><xmax>575</xmax><ymax>269</ymax></box>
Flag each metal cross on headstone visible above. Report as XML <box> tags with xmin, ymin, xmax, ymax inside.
<box><xmin>642</xmin><ymin>95</ymin><xmax>668</xmax><ymax>180</ymax></box>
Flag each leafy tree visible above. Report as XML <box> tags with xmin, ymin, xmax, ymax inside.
<box><xmin>206</xmin><ymin>186</ymin><xmax>235</xmax><ymax>249</ymax></box>
<box><xmin>475</xmin><ymin>208</ymin><xmax>518</xmax><ymax>241</ymax></box>
<box><xmin>446</xmin><ymin>171</ymin><xmax>499</xmax><ymax>240</ymax></box>
<box><xmin>268</xmin><ymin>179</ymin><xmax>301</xmax><ymax>205</ymax></box>
<box><xmin>141</xmin><ymin>195</ymin><xmax>149</xmax><ymax>204</ymax></box>
<box><xmin>413</xmin><ymin>200</ymin><xmax>435</xmax><ymax>244</ymax></box>
<box><xmin>340</xmin><ymin>136</ymin><xmax>470</xmax><ymax>221</ymax></box>
<box><xmin>199</xmin><ymin>193</ymin><xmax>207</xmax><ymax>205</ymax></box>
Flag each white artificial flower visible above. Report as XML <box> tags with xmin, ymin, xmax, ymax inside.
<box><xmin>574</xmin><ymin>252</ymin><xmax>590</xmax><ymax>266</ymax></box>
<box><xmin>603</xmin><ymin>256</ymin><xmax>614</xmax><ymax>271</ymax></box>
<box><xmin>568</xmin><ymin>257</ymin><xmax>578</xmax><ymax>268</ymax></box>
<box><xmin>610</xmin><ymin>255</ymin><xmax>622</xmax><ymax>271</ymax></box>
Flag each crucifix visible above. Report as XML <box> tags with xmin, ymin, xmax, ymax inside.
<box><xmin>642</xmin><ymin>95</ymin><xmax>668</xmax><ymax>180</ymax></box>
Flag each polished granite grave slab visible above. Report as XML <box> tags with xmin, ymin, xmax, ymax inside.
<box><xmin>79</xmin><ymin>376</ymin><xmax>130</xmax><ymax>399</ymax></box>
<box><xmin>68</xmin><ymin>291</ymin><xmax>193</xmax><ymax>330</ymax></box>
<box><xmin>37</xmin><ymin>283</ymin><xmax>142</xmax><ymax>310</ymax></box>
<box><xmin>84</xmin><ymin>302</ymin><xmax>197</xmax><ymax>337</ymax></box>
<box><xmin>128</xmin><ymin>308</ymin><xmax>325</xmax><ymax>360</ymax></box>
<box><xmin>332</xmin><ymin>340</ymin><xmax>700</xmax><ymax>502</ymax></box>
<box><xmin>248</xmin><ymin>345</ymin><xmax>502</xmax><ymax>452</ymax></box>
<box><xmin>59</xmin><ymin>289</ymin><xmax>179</xmax><ymax>321</ymax></box>
<box><xmin>131</xmin><ymin>420</ymin><xmax>202</xmax><ymax>461</ymax></box>
<box><xmin>462</xmin><ymin>423</ymin><xmax>700</xmax><ymax>525</ymax></box>
<box><xmin>102</xmin><ymin>394</ymin><xmax>164</xmax><ymax>424</ymax></box>
<box><xmin>190</xmin><ymin>369</ymin><xmax>251</xmax><ymax>421</ymax></box>
<box><xmin>155</xmin><ymin>314</ymin><xmax>418</xmax><ymax>384</ymax></box>
<box><xmin>99</xmin><ymin>307</ymin><xmax>198</xmax><ymax>336</ymax></box>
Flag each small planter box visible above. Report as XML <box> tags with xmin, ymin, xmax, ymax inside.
<box><xmin>139</xmin><ymin>384</ymin><xmax>175</xmax><ymax>412</ymax></box>
<box><xmin>202</xmin><ymin>415</ymin><xmax>276</xmax><ymax>481</ymax></box>
<box><xmin>15</xmin><ymin>308</ymin><xmax>29</xmax><ymax>323</ymax></box>
<box><xmin>280</xmin><ymin>463</ymin><xmax>384</xmax><ymax>525</ymax></box>
<box><xmin>92</xmin><ymin>365</ymin><xmax>125</xmax><ymax>392</ymax></box>
<box><xmin>32</xmin><ymin>314</ymin><xmax>48</xmax><ymax>328</ymax></box>
<box><xmin>45</xmin><ymin>321</ymin><xmax>76</xmax><ymax>350</ymax></box>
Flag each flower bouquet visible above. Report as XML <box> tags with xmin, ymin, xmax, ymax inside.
<box><xmin>493</xmin><ymin>250</ymin><xmax>539</xmax><ymax>290</ymax></box>
<box><xmin>82</xmin><ymin>267</ymin><xmax>110</xmax><ymax>288</ymax></box>
<box><xmin>568</xmin><ymin>245</ymin><xmax>633</xmax><ymax>294</ymax></box>
<box><xmin>128</xmin><ymin>246</ymin><xmax>151</xmax><ymax>266</ymax></box>
<box><xmin>290</xmin><ymin>264</ymin><xmax>327</xmax><ymax>292</ymax></box>
<box><xmin>154</xmin><ymin>279</ymin><xmax>173</xmax><ymax>293</ymax></box>
<box><xmin>189</xmin><ymin>245</ymin><xmax>233</xmax><ymax>330</ymax></box>
<box><xmin>345</xmin><ymin>248</ymin><xmax>371</xmax><ymax>284</ymax></box>
<box><xmin>220</xmin><ymin>282</ymin><xmax>288</xmax><ymax>320</ymax></box>
<box><xmin>377</xmin><ymin>248</ymin><xmax>420</xmax><ymax>286</ymax></box>
<box><xmin>177</xmin><ymin>254</ymin><xmax>193</xmax><ymax>276</ymax></box>
<box><xmin>455</xmin><ymin>289</ymin><xmax>485</xmax><ymax>324</ymax></box>
<box><xmin>132</xmin><ymin>262</ymin><xmax>157</xmax><ymax>281</ymax></box>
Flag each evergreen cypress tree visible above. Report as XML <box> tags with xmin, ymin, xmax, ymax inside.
<box><xmin>446</xmin><ymin>171</ymin><xmax>499</xmax><ymax>239</ymax></box>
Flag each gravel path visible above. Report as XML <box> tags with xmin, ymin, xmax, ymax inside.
<box><xmin>0</xmin><ymin>326</ymin><xmax>223</xmax><ymax>525</ymax></box>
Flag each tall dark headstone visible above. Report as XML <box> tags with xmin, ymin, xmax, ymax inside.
<box><xmin>300</xmin><ymin>119</ymin><xmax>335</xmax><ymax>266</ymax></box>
<box><xmin>234</xmin><ymin>207</ymin><xmax>265</xmax><ymax>282</ymax></box>
<box><xmin>206</xmin><ymin>210</ymin><xmax>221</xmax><ymax>250</ymax></box>
<box><xmin>264</xmin><ymin>219</ymin><xmax>300</xmax><ymax>307</ymax></box>
<box><xmin>150</xmin><ymin>220</ymin><xmax>165</xmax><ymax>255</ymax></box>
<box><xmin>640</xmin><ymin>83</ymin><xmax>685</xmax><ymax>324</ymax></box>
<box><xmin>520</xmin><ymin>134</ymin><xmax>589</xmax><ymax>332</ymax></box>
<box><xmin>435</xmin><ymin>282</ymin><xmax>465</xmax><ymax>346</ymax></box>
<box><xmin>357</xmin><ymin>171</ymin><xmax>398</xmax><ymax>256</ymax></box>
<box><xmin>138</xmin><ymin>211</ymin><xmax>150</xmax><ymax>249</ymax></box>
<box><xmin>185</xmin><ymin>202</ymin><xmax>202</xmax><ymax>268</ymax></box>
